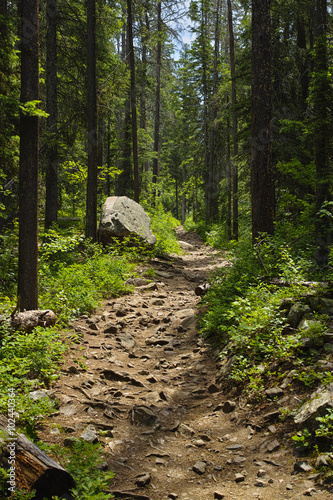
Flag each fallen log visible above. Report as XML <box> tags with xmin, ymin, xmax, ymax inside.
<box><xmin>10</xmin><ymin>310</ymin><xmax>56</xmax><ymax>333</ymax></box>
<box><xmin>0</xmin><ymin>414</ymin><xmax>75</xmax><ymax>499</ymax></box>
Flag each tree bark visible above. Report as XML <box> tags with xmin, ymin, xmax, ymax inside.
<box><xmin>314</xmin><ymin>0</ymin><xmax>330</xmax><ymax>235</ymax></box>
<box><xmin>18</xmin><ymin>0</ymin><xmax>39</xmax><ymax>311</ymax></box>
<box><xmin>251</xmin><ymin>0</ymin><xmax>274</xmax><ymax>242</ymax></box>
<box><xmin>127</xmin><ymin>0</ymin><xmax>140</xmax><ymax>203</ymax></box>
<box><xmin>85</xmin><ymin>0</ymin><xmax>98</xmax><ymax>241</ymax></box>
<box><xmin>44</xmin><ymin>0</ymin><xmax>58</xmax><ymax>230</ymax></box>
<box><xmin>227</xmin><ymin>0</ymin><xmax>238</xmax><ymax>241</ymax></box>
<box><xmin>207</xmin><ymin>0</ymin><xmax>220</xmax><ymax>223</ymax></box>
<box><xmin>152</xmin><ymin>0</ymin><xmax>162</xmax><ymax>192</ymax></box>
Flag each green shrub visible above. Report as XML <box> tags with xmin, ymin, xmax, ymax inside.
<box><xmin>0</xmin><ymin>326</ymin><xmax>66</xmax><ymax>436</ymax></box>
<box><xmin>147</xmin><ymin>204</ymin><xmax>181</xmax><ymax>256</ymax></box>
<box><xmin>39</xmin><ymin>253</ymin><xmax>134</xmax><ymax>325</ymax></box>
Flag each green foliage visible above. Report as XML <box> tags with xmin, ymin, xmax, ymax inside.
<box><xmin>146</xmin><ymin>203</ymin><xmax>181</xmax><ymax>256</ymax></box>
<box><xmin>316</xmin><ymin>409</ymin><xmax>333</xmax><ymax>439</ymax></box>
<box><xmin>48</xmin><ymin>441</ymin><xmax>114</xmax><ymax>500</ymax></box>
<box><xmin>0</xmin><ymin>326</ymin><xmax>65</xmax><ymax>435</ymax></box>
<box><xmin>292</xmin><ymin>428</ymin><xmax>311</xmax><ymax>448</ymax></box>
<box><xmin>200</xmin><ymin>236</ymin><xmax>324</xmax><ymax>396</ymax></box>
<box><xmin>0</xmin><ymin>223</ymin><xmax>18</xmax><ymax>296</ymax></box>
<box><xmin>40</xmin><ymin>252</ymin><xmax>134</xmax><ymax>325</ymax></box>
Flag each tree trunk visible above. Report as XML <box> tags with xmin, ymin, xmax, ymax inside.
<box><xmin>314</xmin><ymin>0</ymin><xmax>330</xmax><ymax>235</ymax></box>
<box><xmin>0</xmin><ymin>415</ymin><xmax>75</xmax><ymax>499</ymax></box>
<box><xmin>85</xmin><ymin>0</ymin><xmax>98</xmax><ymax>241</ymax></box>
<box><xmin>44</xmin><ymin>0</ymin><xmax>58</xmax><ymax>230</ymax></box>
<box><xmin>127</xmin><ymin>0</ymin><xmax>140</xmax><ymax>203</ymax></box>
<box><xmin>227</xmin><ymin>0</ymin><xmax>238</xmax><ymax>241</ymax></box>
<box><xmin>18</xmin><ymin>0</ymin><xmax>39</xmax><ymax>311</ymax></box>
<box><xmin>251</xmin><ymin>0</ymin><xmax>274</xmax><ymax>242</ymax></box>
<box><xmin>208</xmin><ymin>0</ymin><xmax>220</xmax><ymax>223</ymax></box>
<box><xmin>152</xmin><ymin>0</ymin><xmax>162</xmax><ymax>191</ymax></box>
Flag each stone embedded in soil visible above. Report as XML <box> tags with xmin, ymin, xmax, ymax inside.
<box><xmin>130</xmin><ymin>404</ymin><xmax>158</xmax><ymax>426</ymax></box>
<box><xmin>235</xmin><ymin>473</ymin><xmax>245</xmax><ymax>482</ymax></box>
<box><xmin>168</xmin><ymin>494</ymin><xmax>178</xmax><ymax>500</ymax></box>
<box><xmin>135</xmin><ymin>472</ymin><xmax>152</xmax><ymax>487</ymax></box>
<box><xmin>265</xmin><ymin>387</ymin><xmax>284</xmax><ymax>397</ymax></box>
<box><xmin>192</xmin><ymin>461</ymin><xmax>207</xmax><ymax>474</ymax></box>
<box><xmin>294</xmin><ymin>461</ymin><xmax>313</xmax><ymax>473</ymax></box>
<box><xmin>103</xmin><ymin>322</ymin><xmax>118</xmax><ymax>334</ymax></box>
<box><xmin>214</xmin><ymin>492</ymin><xmax>225</xmax><ymax>500</ymax></box>
<box><xmin>226</xmin><ymin>444</ymin><xmax>243</xmax><ymax>451</ymax></box>
<box><xmin>303</xmin><ymin>488</ymin><xmax>317</xmax><ymax>496</ymax></box>
<box><xmin>266</xmin><ymin>439</ymin><xmax>280</xmax><ymax>452</ymax></box>
<box><xmin>254</xmin><ymin>479</ymin><xmax>268</xmax><ymax>487</ymax></box>
<box><xmin>222</xmin><ymin>400</ymin><xmax>237</xmax><ymax>413</ymax></box>
<box><xmin>177</xmin><ymin>423</ymin><xmax>195</xmax><ymax>437</ymax></box>
<box><xmin>80</xmin><ymin>424</ymin><xmax>99</xmax><ymax>443</ymax></box>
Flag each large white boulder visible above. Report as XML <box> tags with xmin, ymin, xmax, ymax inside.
<box><xmin>98</xmin><ymin>196</ymin><xmax>156</xmax><ymax>246</ymax></box>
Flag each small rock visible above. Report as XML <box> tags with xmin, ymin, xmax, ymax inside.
<box><xmin>235</xmin><ymin>473</ymin><xmax>245</xmax><ymax>483</ymax></box>
<box><xmin>294</xmin><ymin>461</ymin><xmax>313</xmax><ymax>473</ymax></box>
<box><xmin>214</xmin><ymin>491</ymin><xmax>225</xmax><ymax>499</ymax></box>
<box><xmin>254</xmin><ymin>479</ymin><xmax>267</xmax><ymax>487</ymax></box>
<box><xmin>88</xmin><ymin>322</ymin><xmax>99</xmax><ymax>331</ymax></box>
<box><xmin>266</xmin><ymin>439</ymin><xmax>280</xmax><ymax>452</ymax></box>
<box><xmin>286</xmin><ymin>484</ymin><xmax>293</xmax><ymax>490</ymax></box>
<box><xmin>268</xmin><ymin>425</ymin><xmax>277</xmax><ymax>434</ymax></box>
<box><xmin>135</xmin><ymin>472</ymin><xmax>151</xmax><ymax>487</ymax></box>
<box><xmin>303</xmin><ymin>488</ymin><xmax>317</xmax><ymax>497</ymax></box>
<box><xmin>223</xmin><ymin>400</ymin><xmax>237</xmax><ymax>413</ymax></box>
<box><xmin>168</xmin><ymin>494</ymin><xmax>178</xmax><ymax>500</ymax></box>
<box><xmin>208</xmin><ymin>383</ymin><xmax>219</xmax><ymax>394</ymax></box>
<box><xmin>178</xmin><ymin>423</ymin><xmax>195</xmax><ymax>437</ymax></box>
<box><xmin>63</xmin><ymin>436</ymin><xmax>80</xmax><ymax>447</ymax></box>
<box><xmin>104</xmin><ymin>322</ymin><xmax>118</xmax><ymax>334</ymax></box>
<box><xmin>265</xmin><ymin>387</ymin><xmax>284</xmax><ymax>397</ymax></box>
<box><xmin>226</xmin><ymin>444</ymin><xmax>243</xmax><ymax>451</ymax></box>
<box><xmin>257</xmin><ymin>469</ymin><xmax>267</xmax><ymax>477</ymax></box>
<box><xmin>315</xmin><ymin>454</ymin><xmax>331</xmax><ymax>467</ymax></box>
<box><xmin>192</xmin><ymin>461</ymin><xmax>206</xmax><ymax>475</ymax></box>
<box><xmin>80</xmin><ymin>424</ymin><xmax>99</xmax><ymax>444</ymax></box>
<box><xmin>28</xmin><ymin>390</ymin><xmax>49</xmax><ymax>401</ymax></box>
<box><xmin>67</xmin><ymin>365</ymin><xmax>80</xmax><ymax>374</ymax></box>
<box><xmin>193</xmin><ymin>439</ymin><xmax>206</xmax><ymax>447</ymax></box>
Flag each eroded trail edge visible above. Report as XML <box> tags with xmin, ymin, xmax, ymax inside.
<box><xmin>41</xmin><ymin>229</ymin><xmax>332</xmax><ymax>500</ymax></box>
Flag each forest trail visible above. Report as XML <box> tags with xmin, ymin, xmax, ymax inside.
<box><xmin>41</xmin><ymin>229</ymin><xmax>333</xmax><ymax>500</ymax></box>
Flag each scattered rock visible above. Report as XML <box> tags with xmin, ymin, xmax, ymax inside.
<box><xmin>294</xmin><ymin>383</ymin><xmax>333</xmax><ymax>426</ymax></box>
<box><xmin>135</xmin><ymin>472</ymin><xmax>152</xmax><ymax>487</ymax></box>
<box><xmin>294</xmin><ymin>461</ymin><xmax>313</xmax><ymax>473</ymax></box>
<box><xmin>192</xmin><ymin>461</ymin><xmax>206</xmax><ymax>475</ymax></box>
<box><xmin>178</xmin><ymin>423</ymin><xmax>195</xmax><ymax>437</ymax></box>
<box><xmin>214</xmin><ymin>491</ymin><xmax>225</xmax><ymax>499</ymax></box>
<box><xmin>265</xmin><ymin>387</ymin><xmax>284</xmax><ymax>398</ymax></box>
<box><xmin>80</xmin><ymin>425</ymin><xmax>99</xmax><ymax>444</ymax></box>
<box><xmin>222</xmin><ymin>400</ymin><xmax>237</xmax><ymax>413</ymax></box>
<box><xmin>266</xmin><ymin>439</ymin><xmax>280</xmax><ymax>452</ymax></box>
<box><xmin>303</xmin><ymin>488</ymin><xmax>317</xmax><ymax>496</ymax></box>
<box><xmin>130</xmin><ymin>405</ymin><xmax>158</xmax><ymax>426</ymax></box>
<box><xmin>254</xmin><ymin>479</ymin><xmax>268</xmax><ymax>487</ymax></box>
<box><xmin>235</xmin><ymin>473</ymin><xmax>245</xmax><ymax>483</ymax></box>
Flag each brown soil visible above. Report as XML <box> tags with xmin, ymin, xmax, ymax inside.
<box><xmin>40</xmin><ymin>228</ymin><xmax>333</xmax><ymax>500</ymax></box>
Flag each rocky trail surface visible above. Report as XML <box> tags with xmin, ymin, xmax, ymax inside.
<box><xmin>40</xmin><ymin>229</ymin><xmax>333</xmax><ymax>500</ymax></box>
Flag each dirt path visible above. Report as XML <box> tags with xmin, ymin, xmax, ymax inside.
<box><xmin>41</xmin><ymin>229</ymin><xmax>333</xmax><ymax>500</ymax></box>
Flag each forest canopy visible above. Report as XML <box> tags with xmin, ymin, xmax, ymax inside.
<box><xmin>0</xmin><ymin>0</ymin><xmax>333</xmax><ymax>308</ymax></box>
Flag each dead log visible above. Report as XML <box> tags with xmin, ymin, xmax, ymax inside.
<box><xmin>10</xmin><ymin>310</ymin><xmax>56</xmax><ymax>333</ymax></box>
<box><xmin>0</xmin><ymin>414</ymin><xmax>75</xmax><ymax>499</ymax></box>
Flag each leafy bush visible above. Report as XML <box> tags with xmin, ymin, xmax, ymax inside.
<box><xmin>200</xmin><ymin>235</ymin><xmax>324</xmax><ymax>397</ymax></box>
<box><xmin>147</xmin><ymin>204</ymin><xmax>181</xmax><ymax>256</ymax></box>
<box><xmin>40</xmin><ymin>253</ymin><xmax>134</xmax><ymax>325</ymax></box>
<box><xmin>45</xmin><ymin>441</ymin><xmax>114</xmax><ymax>500</ymax></box>
<box><xmin>0</xmin><ymin>326</ymin><xmax>66</xmax><ymax>435</ymax></box>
